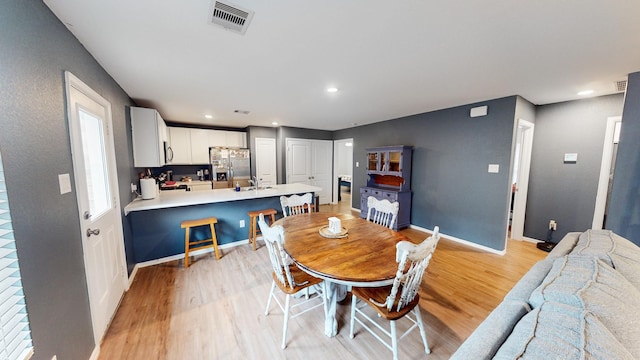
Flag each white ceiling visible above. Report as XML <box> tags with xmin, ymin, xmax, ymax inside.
<box><xmin>43</xmin><ymin>0</ymin><xmax>640</xmax><ymax>131</ymax></box>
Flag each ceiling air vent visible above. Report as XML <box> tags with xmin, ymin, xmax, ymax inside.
<box><xmin>614</xmin><ymin>80</ymin><xmax>627</xmax><ymax>93</ymax></box>
<box><xmin>208</xmin><ymin>1</ymin><xmax>254</xmax><ymax>35</ymax></box>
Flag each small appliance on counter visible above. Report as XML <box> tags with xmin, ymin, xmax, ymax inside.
<box><xmin>140</xmin><ymin>178</ymin><xmax>158</xmax><ymax>199</ymax></box>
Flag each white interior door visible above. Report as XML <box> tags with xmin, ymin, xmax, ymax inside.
<box><xmin>592</xmin><ymin>116</ymin><xmax>622</xmax><ymax>229</ymax></box>
<box><xmin>255</xmin><ymin>137</ymin><xmax>277</xmax><ymax>186</ymax></box>
<box><xmin>511</xmin><ymin>119</ymin><xmax>534</xmax><ymax>241</ymax></box>
<box><xmin>311</xmin><ymin>140</ymin><xmax>333</xmax><ymax>204</ymax></box>
<box><xmin>65</xmin><ymin>72</ymin><xmax>127</xmax><ymax>345</ymax></box>
<box><xmin>286</xmin><ymin>139</ymin><xmax>312</xmax><ymax>184</ymax></box>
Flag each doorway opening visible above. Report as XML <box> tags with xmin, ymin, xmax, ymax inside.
<box><xmin>592</xmin><ymin>116</ymin><xmax>622</xmax><ymax>229</ymax></box>
<box><xmin>510</xmin><ymin>119</ymin><xmax>535</xmax><ymax>242</ymax></box>
<box><xmin>333</xmin><ymin>139</ymin><xmax>353</xmax><ymax>210</ymax></box>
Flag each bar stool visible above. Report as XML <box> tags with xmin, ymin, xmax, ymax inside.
<box><xmin>247</xmin><ymin>208</ymin><xmax>277</xmax><ymax>250</ymax></box>
<box><xmin>181</xmin><ymin>216</ymin><xmax>220</xmax><ymax>268</ymax></box>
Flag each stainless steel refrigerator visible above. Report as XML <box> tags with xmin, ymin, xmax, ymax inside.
<box><xmin>210</xmin><ymin>147</ymin><xmax>251</xmax><ymax>188</ymax></box>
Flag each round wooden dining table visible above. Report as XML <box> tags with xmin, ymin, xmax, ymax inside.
<box><xmin>273</xmin><ymin>212</ymin><xmax>409</xmax><ymax>337</ymax></box>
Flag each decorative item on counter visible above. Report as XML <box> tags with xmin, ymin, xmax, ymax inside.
<box><xmin>140</xmin><ymin>178</ymin><xmax>157</xmax><ymax>199</ymax></box>
<box><xmin>328</xmin><ymin>217</ymin><xmax>342</xmax><ymax>234</ymax></box>
<box><xmin>235</xmin><ymin>182</ymin><xmax>241</xmax><ymax>192</ymax></box>
<box><xmin>181</xmin><ymin>176</ymin><xmax>192</xmax><ymax>182</ymax></box>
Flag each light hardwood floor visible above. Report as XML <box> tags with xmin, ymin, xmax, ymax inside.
<box><xmin>99</xmin><ymin>192</ymin><xmax>546</xmax><ymax>359</ymax></box>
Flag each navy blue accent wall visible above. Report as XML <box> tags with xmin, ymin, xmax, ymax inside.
<box><xmin>335</xmin><ymin>97</ymin><xmax>518</xmax><ymax>251</ymax></box>
<box><xmin>0</xmin><ymin>1</ymin><xmax>137</xmax><ymax>359</ymax></box>
<box><xmin>607</xmin><ymin>72</ymin><xmax>640</xmax><ymax>245</ymax></box>
<box><xmin>525</xmin><ymin>94</ymin><xmax>624</xmax><ymax>241</ymax></box>
<box><xmin>129</xmin><ymin>197</ymin><xmax>283</xmax><ymax>262</ymax></box>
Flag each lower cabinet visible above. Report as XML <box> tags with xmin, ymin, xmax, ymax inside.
<box><xmin>359</xmin><ymin>187</ymin><xmax>411</xmax><ymax>230</ymax></box>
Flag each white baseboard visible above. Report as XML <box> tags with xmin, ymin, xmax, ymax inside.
<box><xmin>89</xmin><ymin>345</ymin><xmax>100</xmax><ymax>360</ymax></box>
<box><xmin>409</xmin><ymin>224</ymin><xmax>507</xmax><ymax>255</ymax></box>
<box><xmin>128</xmin><ymin>239</ymin><xmax>252</xmax><ymax>287</ymax></box>
<box><xmin>522</xmin><ymin>236</ymin><xmax>543</xmax><ymax>244</ymax></box>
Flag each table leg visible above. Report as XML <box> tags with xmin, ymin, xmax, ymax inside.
<box><xmin>323</xmin><ymin>282</ymin><xmax>348</xmax><ymax>337</ymax></box>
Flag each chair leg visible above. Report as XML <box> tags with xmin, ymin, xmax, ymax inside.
<box><xmin>281</xmin><ymin>294</ymin><xmax>291</xmax><ymax>349</ymax></box>
<box><xmin>265</xmin><ymin>281</ymin><xmax>276</xmax><ymax>315</ymax></box>
<box><xmin>390</xmin><ymin>320</ymin><xmax>398</xmax><ymax>360</ymax></box>
<box><xmin>414</xmin><ymin>306</ymin><xmax>431</xmax><ymax>354</ymax></box>
<box><xmin>209</xmin><ymin>223</ymin><xmax>221</xmax><ymax>259</ymax></box>
<box><xmin>349</xmin><ymin>294</ymin><xmax>357</xmax><ymax>339</ymax></box>
<box><xmin>184</xmin><ymin>227</ymin><xmax>190</xmax><ymax>268</ymax></box>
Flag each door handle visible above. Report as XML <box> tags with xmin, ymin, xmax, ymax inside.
<box><xmin>83</xmin><ymin>211</ymin><xmax>91</xmax><ymax>220</ymax></box>
<box><xmin>86</xmin><ymin>228</ymin><xmax>100</xmax><ymax>237</ymax></box>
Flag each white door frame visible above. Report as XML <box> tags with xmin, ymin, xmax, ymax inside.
<box><xmin>511</xmin><ymin>119</ymin><xmax>535</xmax><ymax>241</ymax></box>
<box><xmin>332</xmin><ymin>138</ymin><xmax>353</xmax><ymax>206</ymax></box>
<box><xmin>592</xmin><ymin>116</ymin><xmax>622</xmax><ymax>229</ymax></box>
<box><xmin>65</xmin><ymin>72</ymin><xmax>127</xmax><ymax>345</ymax></box>
<box><xmin>255</xmin><ymin>137</ymin><xmax>277</xmax><ymax>186</ymax></box>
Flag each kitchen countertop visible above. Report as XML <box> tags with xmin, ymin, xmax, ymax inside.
<box><xmin>124</xmin><ymin>183</ymin><xmax>321</xmax><ymax>215</ymax></box>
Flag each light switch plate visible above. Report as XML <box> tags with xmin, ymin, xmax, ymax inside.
<box><xmin>564</xmin><ymin>153</ymin><xmax>578</xmax><ymax>162</ymax></box>
<box><xmin>488</xmin><ymin>164</ymin><xmax>499</xmax><ymax>173</ymax></box>
<box><xmin>58</xmin><ymin>173</ymin><xmax>72</xmax><ymax>194</ymax></box>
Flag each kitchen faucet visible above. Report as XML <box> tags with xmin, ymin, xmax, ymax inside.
<box><xmin>249</xmin><ymin>176</ymin><xmax>259</xmax><ymax>190</ymax></box>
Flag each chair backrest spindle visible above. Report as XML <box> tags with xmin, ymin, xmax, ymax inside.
<box><xmin>280</xmin><ymin>193</ymin><xmax>314</xmax><ymax>217</ymax></box>
<box><xmin>366</xmin><ymin>196</ymin><xmax>399</xmax><ymax>229</ymax></box>
<box><xmin>258</xmin><ymin>214</ymin><xmax>295</xmax><ymax>289</ymax></box>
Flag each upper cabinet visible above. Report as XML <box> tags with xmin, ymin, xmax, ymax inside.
<box><xmin>167</xmin><ymin>127</ymin><xmax>247</xmax><ymax>165</ymax></box>
<box><xmin>365</xmin><ymin>145</ymin><xmax>413</xmax><ymax>191</ymax></box>
<box><xmin>190</xmin><ymin>129</ymin><xmax>210</xmax><ymax>164</ymax></box>
<box><xmin>208</xmin><ymin>130</ymin><xmax>247</xmax><ymax>148</ymax></box>
<box><xmin>131</xmin><ymin>107</ymin><xmax>167</xmax><ymax>168</ymax></box>
<box><xmin>167</xmin><ymin>127</ymin><xmax>192</xmax><ymax>165</ymax></box>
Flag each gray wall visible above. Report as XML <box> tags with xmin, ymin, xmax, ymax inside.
<box><xmin>0</xmin><ymin>1</ymin><xmax>136</xmax><ymax>359</ymax></box>
<box><xmin>524</xmin><ymin>94</ymin><xmax>624</xmax><ymax>241</ymax></box>
<box><xmin>608</xmin><ymin>71</ymin><xmax>640</xmax><ymax>244</ymax></box>
<box><xmin>335</xmin><ymin>96</ymin><xmax>518</xmax><ymax>251</ymax></box>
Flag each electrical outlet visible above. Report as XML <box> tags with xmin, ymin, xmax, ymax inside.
<box><xmin>549</xmin><ymin>220</ymin><xmax>557</xmax><ymax>231</ymax></box>
<box><xmin>131</xmin><ymin>183</ymin><xmax>138</xmax><ymax>193</ymax></box>
<box><xmin>239</xmin><ymin>220</ymin><xmax>245</xmax><ymax>228</ymax></box>
<box><xmin>355</xmin><ymin>161</ymin><xmax>359</xmax><ymax>167</ymax></box>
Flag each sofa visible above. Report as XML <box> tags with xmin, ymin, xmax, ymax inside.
<box><xmin>451</xmin><ymin>229</ymin><xmax>640</xmax><ymax>359</ymax></box>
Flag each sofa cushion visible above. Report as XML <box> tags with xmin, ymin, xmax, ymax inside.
<box><xmin>570</xmin><ymin>229</ymin><xmax>640</xmax><ymax>290</ymax></box>
<box><xmin>494</xmin><ymin>301</ymin><xmax>635</xmax><ymax>360</ymax></box>
<box><xmin>504</xmin><ymin>258</ymin><xmax>554</xmax><ymax>304</ymax></box>
<box><xmin>529</xmin><ymin>255</ymin><xmax>640</xmax><ymax>357</ymax></box>
<box><xmin>449</xmin><ymin>300</ymin><xmax>530</xmax><ymax>360</ymax></box>
<box><xmin>546</xmin><ymin>231</ymin><xmax>581</xmax><ymax>259</ymax></box>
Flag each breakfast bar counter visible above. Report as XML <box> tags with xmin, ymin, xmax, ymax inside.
<box><xmin>125</xmin><ymin>183</ymin><xmax>321</xmax><ymax>264</ymax></box>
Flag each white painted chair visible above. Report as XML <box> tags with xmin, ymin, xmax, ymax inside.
<box><xmin>366</xmin><ymin>196</ymin><xmax>400</xmax><ymax>229</ymax></box>
<box><xmin>280</xmin><ymin>193</ymin><xmax>314</xmax><ymax>217</ymax></box>
<box><xmin>349</xmin><ymin>226</ymin><xmax>440</xmax><ymax>360</ymax></box>
<box><xmin>258</xmin><ymin>213</ymin><xmax>326</xmax><ymax>349</ymax></box>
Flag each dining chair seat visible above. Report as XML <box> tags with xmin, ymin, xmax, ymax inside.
<box><xmin>350</xmin><ymin>226</ymin><xmax>440</xmax><ymax>360</ymax></box>
<box><xmin>258</xmin><ymin>213</ymin><xmax>326</xmax><ymax>349</ymax></box>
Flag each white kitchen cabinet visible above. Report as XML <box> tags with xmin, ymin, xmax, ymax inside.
<box><xmin>208</xmin><ymin>130</ymin><xmax>227</xmax><ymax>147</ymax></box>
<box><xmin>226</xmin><ymin>131</ymin><xmax>247</xmax><ymax>148</ymax></box>
<box><xmin>167</xmin><ymin>127</ymin><xmax>192</xmax><ymax>164</ymax></box>
<box><xmin>208</xmin><ymin>130</ymin><xmax>247</xmax><ymax>148</ymax></box>
<box><xmin>190</xmin><ymin>129</ymin><xmax>210</xmax><ymax>164</ymax></box>
<box><xmin>131</xmin><ymin>106</ymin><xmax>167</xmax><ymax>167</ymax></box>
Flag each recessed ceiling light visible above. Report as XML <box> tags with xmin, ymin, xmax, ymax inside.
<box><xmin>327</xmin><ymin>87</ymin><xmax>339</xmax><ymax>93</ymax></box>
<box><xmin>204</xmin><ymin>114</ymin><xmax>213</xmax><ymax>119</ymax></box>
<box><xmin>577</xmin><ymin>90</ymin><xmax>594</xmax><ymax>96</ymax></box>
<box><xmin>271</xmin><ymin>121</ymin><xmax>278</xmax><ymax>126</ymax></box>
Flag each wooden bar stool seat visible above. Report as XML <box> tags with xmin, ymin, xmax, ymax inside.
<box><xmin>247</xmin><ymin>208</ymin><xmax>277</xmax><ymax>250</ymax></box>
<box><xmin>181</xmin><ymin>216</ymin><xmax>220</xmax><ymax>267</ymax></box>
